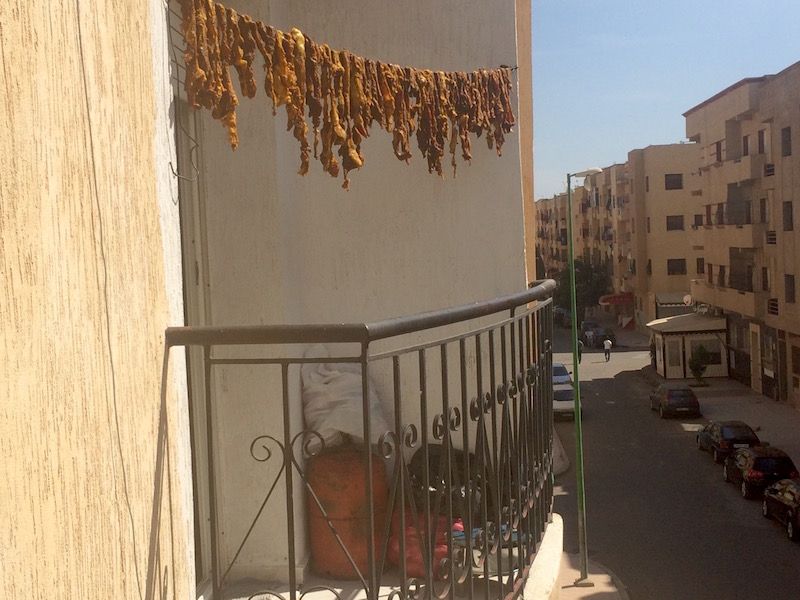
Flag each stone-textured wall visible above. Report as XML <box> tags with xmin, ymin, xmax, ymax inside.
<box><xmin>0</xmin><ymin>1</ymin><xmax>192</xmax><ymax>597</ymax></box>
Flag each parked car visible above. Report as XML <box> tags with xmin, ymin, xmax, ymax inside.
<box><xmin>762</xmin><ymin>478</ymin><xmax>800</xmax><ymax>541</ymax></box>
<box><xmin>649</xmin><ymin>383</ymin><xmax>701</xmax><ymax>418</ymax></box>
<box><xmin>552</xmin><ymin>362</ymin><xmax>572</xmax><ymax>385</ymax></box>
<box><xmin>723</xmin><ymin>446</ymin><xmax>799</xmax><ymax>498</ymax></box>
<box><xmin>587</xmin><ymin>327</ymin><xmax>616</xmax><ymax>348</ymax></box>
<box><xmin>696</xmin><ymin>420</ymin><xmax>761</xmax><ymax>463</ymax></box>
<box><xmin>553</xmin><ymin>383</ymin><xmax>582</xmax><ymax>420</ymax></box>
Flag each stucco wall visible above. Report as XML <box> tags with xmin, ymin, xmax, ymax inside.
<box><xmin>0</xmin><ymin>1</ymin><xmax>192</xmax><ymax>597</ymax></box>
<box><xmin>185</xmin><ymin>0</ymin><xmax>530</xmax><ymax>582</ymax></box>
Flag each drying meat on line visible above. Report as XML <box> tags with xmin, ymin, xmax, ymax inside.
<box><xmin>179</xmin><ymin>0</ymin><xmax>516</xmax><ymax>188</ymax></box>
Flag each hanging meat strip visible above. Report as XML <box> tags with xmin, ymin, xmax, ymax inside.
<box><xmin>179</xmin><ymin>1</ymin><xmax>516</xmax><ymax>186</ymax></box>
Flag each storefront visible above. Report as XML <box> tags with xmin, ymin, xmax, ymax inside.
<box><xmin>647</xmin><ymin>313</ymin><xmax>728</xmax><ymax>380</ymax></box>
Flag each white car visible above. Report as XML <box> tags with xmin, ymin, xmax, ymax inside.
<box><xmin>553</xmin><ymin>383</ymin><xmax>582</xmax><ymax>420</ymax></box>
<box><xmin>552</xmin><ymin>362</ymin><xmax>572</xmax><ymax>385</ymax></box>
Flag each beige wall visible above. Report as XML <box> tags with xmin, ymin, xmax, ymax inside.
<box><xmin>1</xmin><ymin>1</ymin><xmax>193</xmax><ymax>598</ymax></box>
<box><xmin>629</xmin><ymin>144</ymin><xmax>701</xmax><ymax>324</ymax></box>
<box><xmin>186</xmin><ymin>0</ymin><xmax>531</xmax><ymax>582</ymax></box>
<box><xmin>516</xmin><ymin>0</ymin><xmax>536</xmax><ymax>282</ymax></box>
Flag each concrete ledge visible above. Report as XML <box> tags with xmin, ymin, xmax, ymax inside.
<box><xmin>523</xmin><ymin>513</ymin><xmax>563</xmax><ymax>600</ymax></box>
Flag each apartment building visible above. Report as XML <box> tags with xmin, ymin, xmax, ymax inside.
<box><xmin>582</xmin><ymin>164</ymin><xmax>636</xmax><ymax>324</ymax></box>
<box><xmin>626</xmin><ymin>144</ymin><xmax>703</xmax><ymax>326</ymax></box>
<box><xmin>685</xmin><ymin>61</ymin><xmax>800</xmax><ymax>405</ymax></box>
<box><xmin>535</xmin><ymin>187</ymin><xmax>587</xmax><ymax>277</ymax></box>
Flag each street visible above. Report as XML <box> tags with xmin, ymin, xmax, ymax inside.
<box><xmin>551</xmin><ymin>326</ymin><xmax>800</xmax><ymax>600</ymax></box>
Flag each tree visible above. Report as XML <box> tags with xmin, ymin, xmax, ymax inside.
<box><xmin>688</xmin><ymin>345</ymin><xmax>711</xmax><ymax>385</ymax></box>
<box><xmin>553</xmin><ymin>259</ymin><xmax>612</xmax><ymax>320</ymax></box>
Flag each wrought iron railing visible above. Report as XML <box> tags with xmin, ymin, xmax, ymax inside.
<box><xmin>164</xmin><ymin>279</ymin><xmax>557</xmax><ymax>600</ymax></box>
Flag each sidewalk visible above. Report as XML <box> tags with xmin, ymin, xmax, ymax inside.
<box><xmin>640</xmin><ymin>366</ymin><xmax>800</xmax><ymax>462</ymax></box>
<box><xmin>556</xmin><ymin>553</ymin><xmax>628</xmax><ymax>600</ymax></box>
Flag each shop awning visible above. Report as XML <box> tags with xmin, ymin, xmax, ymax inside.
<box><xmin>646</xmin><ymin>313</ymin><xmax>726</xmax><ymax>334</ymax></box>
<box><xmin>655</xmin><ymin>292</ymin><xmax>690</xmax><ymax>306</ymax></box>
<box><xmin>598</xmin><ymin>292</ymin><xmax>634</xmax><ymax>306</ymax></box>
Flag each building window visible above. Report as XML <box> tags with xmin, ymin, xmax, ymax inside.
<box><xmin>783</xmin><ymin>201</ymin><xmax>794</xmax><ymax>231</ymax></box>
<box><xmin>786</xmin><ymin>274</ymin><xmax>796</xmax><ymax>303</ymax></box>
<box><xmin>715</xmin><ymin>141</ymin><xmax>722</xmax><ymax>162</ymax></box>
<box><xmin>762</xmin><ymin>267</ymin><xmax>770</xmax><ymax>292</ymax></box>
<box><xmin>694</xmin><ymin>214</ymin><xmax>704</xmax><ymax>227</ymax></box>
<box><xmin>742</xmin><ymin>135</ymin><xmax>750</xmax><ymax>157</ymax></box>
<box><xmin>718</xmin><ymin>265</ymin><xmax>726</xmax><ymax>287</ymax></box>
<box><xmin>793</xmin><ymin>346</ymin><xmax>800</xmax><ymax>376</ymax></box>
<box><xmin>664</xmin><ymin>173</ymin><xmax>683</xmax><ymax>190</ymax></box>
<box><xmin>696</xmin><ymin>257</ymin><xmax>705</xmax><ymax>274</ymax></box>
<box><xmin>645</xmin><ymin>176</ymin><xmax>649</xmax><ymax>193</ymax></box>
<box><xmin>646</xmin><ymin>259</ymin><xmax>652</xmax><ymax>275</ymax></box>
<box><xmin>708</xmin><ymin>264</ymin><xmax>713</xmax><ymax>284</ymax></box>
<box><xmin>666</xmin><ymin>215</ymin><xmax>684</xmax><ymax>230</ymax></box>
<box><xmin>782</xmin><ymin>126</ymin><xmax>792</xmax><ymax>157</ymax></box>
<box><xmin>760</xmin><ymin>198</ymin><xmax>768</xmax><ymax>224</ymax></box>
<box><xmin>647</xmin><ymin>217</ymin><xmax>651</xmax><ymax>233</ymax></box>
<box><xmin>690</xmin><ymin>340</ymin><xmax>722</xmax><ymax>365</ymax></box>
<box><xmin>758</xmin><ymin>129</ymin><xmax>766</xmax><ymax>154</ymax></box>
<box><xmin>667</xmin><ymin>258</ymin><xmax>687</xmax><ymax>275</ymax></box>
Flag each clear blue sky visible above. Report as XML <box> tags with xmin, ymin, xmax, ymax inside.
<box><xmin>533</xmin><ymin>0</ymin><xmax>800</xmax><ymax>199</ymax></box>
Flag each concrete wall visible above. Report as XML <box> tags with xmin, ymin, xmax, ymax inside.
<box><xmin>629</xmin><ymin>144</ymin><xmax>702</xmax><ymax>325</ymax></box>
<box><xmin>0</xmin><ymin>1</ymin><xmax>193</xmax><ymax>598</ymax></box>
<box><xmin>185</xmin><ymin>0</ymin><xmax>530</xmax><ymax>583</ymax></box>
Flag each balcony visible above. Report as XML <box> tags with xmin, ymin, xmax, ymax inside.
<box><xmin>694</xmin><ymin>223</ymin><xmax>765</xmax><ymax>262</ymax></box>
<box><xmin>718</xmin><ymin>154</ymin><xmax>766</xmax><ymax>183</ymax></box>
<box><xmin>691</xmin><ymin>278</ymin><xmax>763</xmax><ymax>318</ymax></box>
<box><xmin>164</xmin><ymin>281</ymin><xmax>558</xmax><ymax>600</ymax></box>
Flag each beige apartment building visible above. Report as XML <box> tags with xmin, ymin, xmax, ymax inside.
<box><xmin>537</xmin><ymin>150</ymin><xmax>700</xmax><ymax>328</ymax></box>
<box><xmin>627</xmin><ymin>143</ymin><xmax>703</xmax><ymax>326</ymax></box>
<box><xmin>685</xmin><ymin>60</ymin><xmax>800</xmax><ymax>406</ymax></box>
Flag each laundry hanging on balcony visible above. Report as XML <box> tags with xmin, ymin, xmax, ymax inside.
<box><xmin>178</xmin><ymin>0</ymin><xmax>517</xmax><ymax>188</ymax></box>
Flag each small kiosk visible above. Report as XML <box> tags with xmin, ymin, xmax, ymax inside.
<box><xmin>647</xmin><ymin>313</ymin><xmax>728</xmax><ymax>380</ymax></box>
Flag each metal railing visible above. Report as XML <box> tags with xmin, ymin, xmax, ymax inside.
<box><xmin>164</xmin><ymin>280</ymin><xmax>557</xmax><ymax>600</ymax></box>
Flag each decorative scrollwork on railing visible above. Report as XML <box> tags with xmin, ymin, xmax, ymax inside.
<box><xmin>299</xmin><ymin>585</ymin><xmax>345</xmax><ymax>600</ymax></box>
<box><xmin>290</xmin><ymin>430</ymin><xmax>328</xmax><ymax>460</ymax></box>
<box><xmin>250</xmin><ymin>434</ymin><xmax>285</xmax><ymax>463</ymax></box>
<box><xmin>403</xmin><ymin>423</ymin><xmax>420</xmax><ymax>449</ymax></box>
<box><xmin>496</xmin><ymin>383</ymin><xmax>507</xmax><ymax>404</ymax></box>
<box><xmin>247</xmin><ymin>591</ymin><xmax>286</xmax><ymax>600</ymax></box>
<box><xmin>448</xmin><ymin>407</ymin><xmax>461</xmax><ymax>431</ymax></box>
<box><xmin>379</xmin><ymin>430</ymin><xmax>399</xmax><ymax>459</ymax></box>
<box><xmin>507</xmin><ymin>380</ymin><xmax>518</xmax><ymax>398</ymax></box>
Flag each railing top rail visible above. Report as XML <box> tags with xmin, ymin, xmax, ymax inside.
<box><xmin>165</xmin><ymin>279</ymin><xmax>556</xmax><ymax>347</ymax></box>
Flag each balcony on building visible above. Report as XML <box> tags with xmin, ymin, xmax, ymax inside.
<box><xmin>691</xmin><ymin>276</ymin><xmax>763</xmax><ymax>319</ymax></box>
<box><xmin>698</xmin><ymin>185</ymin><xmax>766</xmax><ymax>252</ymax></box>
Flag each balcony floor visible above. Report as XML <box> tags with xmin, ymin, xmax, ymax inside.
<box><xmin>224</xmin><ymin>571</ymin><xmax>509</xmax><ymax>600</ymax></box>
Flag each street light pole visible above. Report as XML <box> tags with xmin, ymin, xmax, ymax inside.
<box><xmin>566</xmin><ymin>167</ymin><xmax>601</xmax><ymax>585</ymax></box>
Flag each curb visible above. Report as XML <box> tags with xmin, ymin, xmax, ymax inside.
<box><xmin>596</xmin><ymin>560</ymin><xmax>631</xmax><ymax>600</ymax></box>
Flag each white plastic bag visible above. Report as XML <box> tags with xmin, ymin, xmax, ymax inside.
<box><xmin>301</xmin><ymin>345</ymin><xmax>391</xmax><ymax>452</ymax></box>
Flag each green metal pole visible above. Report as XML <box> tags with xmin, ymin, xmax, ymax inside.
<box><xmin>566</xmin><ymin>173</ymin><xmax>593</xmax><ymax>585</ymax></box>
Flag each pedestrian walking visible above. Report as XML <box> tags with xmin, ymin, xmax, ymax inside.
<box><xmin>577</xmin><ymin>340</ymin><xmax>584</xmax><ymax>364</ymax></box>
<box><xmin>585</xmin><ymin>329</ymin><xmax>595</xmax><ymax>348</ymax></box>
<box><xmin>603</xmin><ymin>337</ymin><xmax>612</xmax><ymax>362</ymax></box>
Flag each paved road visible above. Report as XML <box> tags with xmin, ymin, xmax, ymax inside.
<box><xmin>551</xmin><ymin>326</ymin><xmax>800</xmax><ymax>600</ymax></box>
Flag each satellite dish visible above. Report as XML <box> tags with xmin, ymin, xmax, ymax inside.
<box><xmin>683</xmin><ymin>294</ymin><xmax>693</xmax><ymax>306</ymax></box>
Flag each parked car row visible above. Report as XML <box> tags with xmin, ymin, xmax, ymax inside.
<box><xmin>695</xmin><ymin>418</ymin><xmax>800</xmax><ymax>542</ymax></box>
<box><xmin>648</xmin><ymin>381</ymin><xmax>800</xmax><ymax>543</ymax></box>
<box><xmin>551</xmin><ymin>362</ymin><xmax>581</xmax><ymax>420</ymax></box>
